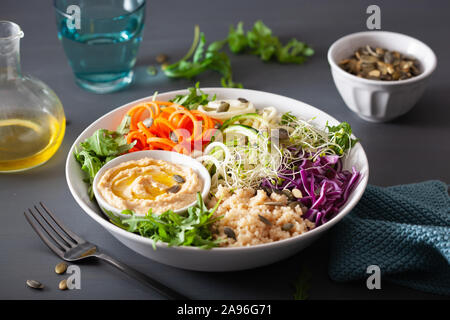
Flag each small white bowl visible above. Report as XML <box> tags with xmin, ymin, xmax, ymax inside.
<box><xmin>328</xmin><ymin>31</ymin><xmax>437</xmax><ymax>122</ymax></box>
<box><xmin>92</xmin><ymin>150</ymin><xmax>211</xmax><ymax>218</ymax></box>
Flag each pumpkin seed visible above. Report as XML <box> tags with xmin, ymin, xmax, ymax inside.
<box><xmin>261</xmin><ymin>186</ymin><xmax>273</xmax><ymax>196</ymax></box>
<box><xmin>368</xmin><ymin>69</ymin><xmax>381</xmax><ymax>78</ymax></box>
<box><xmin>26</xmin><ymin>280</ymin><xmax>44</xmax><ymax>290</ymax></box>
<box><xmin>172</xmin><ymin>174</ymin><xmax>185</xmax><ymax>183</ymax></box>
<box><xmin>170</xmin><ymin>131</ymin><xmax>178</xmax><ymax>143</ymax></box>
<box><xmin>156</xmin><ymin>53</ymin><xmax>168</xmax><ymax>64</ymax></box>
<box><xmin>216</xmin><ymin>101</ymin><xmax>230</xmax><ymax>113</ymax></box>
<box><xmin>384</xmin><ymin>51</ymin><xmax>394</xmax><ymax>64</ymax></box>
<box><xmin>264</xmin><ymin>201</ymin><xmax>285</xmax><ymax>206</ymax></box>
<box><xmin>288</xmin><ymin>201</ymin><xmax>298</xmax><ymax>210</ymax></box>
<box><xmin>282</xmin><ymin>223</ymin><xmax>294</xmax><ymax>231</ymax></box>
<box><xmin>258</xmin><ymin>214</ymin><xmax>273</xmax><ymax>226</ymax></box>
<box><xmin>142</xmin><ymin>117</ymin><xmax>153</xmax><ymax>128</ymax></box>
<box><xmin>292</xmin><ymin>188</ymin><xmax>303</xmax><ymax>198</ymax></box>
<box><xmin>55</xmin><ymin>262</ymin><xmax>68</xmax><ymax>275</ymax></box>
<box><xmin>273</xmin><ymin>128</ymin><xmax>289</xmax><ymax>140</ymax></box>
<box><xmin>339</xmin><ymin>46</ymin><xmax>420</xmax><ymax>81</ymax></box>
<box><xmin>59</xmin><ymin>279</ymin><xmax>68</xmax><ymax>290</ymax></box>
<box><xmin>166</xmin><ymin>184</ymin><xmax>181</xmax><ymax>193</ymax></box>
<box><xmin>224</xmin><ymin>227</ymin><xmax>236</xmax><ymax>240</ymax></box>
<box><xmin>282</xmin><ymin>189</ymin><xmax>294</xmax><ymax>200</ymax></box>
<box><xmin>238</xmin><ymin>97</ymin><xmax>248</xmax><ymax>103</ymax></box>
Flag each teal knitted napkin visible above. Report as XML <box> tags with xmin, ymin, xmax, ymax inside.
<box><xmin>329</xmin><ymin>180</ymin><xmax>450</xmax><ymax>295</ymax></box>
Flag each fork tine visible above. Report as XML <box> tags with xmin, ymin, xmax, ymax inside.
<box><xmin>24</xmin><ymin>211</ymin><xmax>65</xmax><ymax>259</ymax></box>
<box><xmin>39</xmin><ymin>202</ymin><xmax>85</xmax><ymax>244</ymax></box>
<box><xmin>33</xmin><ymin>205</ymin><xmax>76</xmax><ymax>248</ymax></box>
<box><xmin>27</xmin><ymin>208</ymin><xmax>70</xmax><ymax>251</ymax></box>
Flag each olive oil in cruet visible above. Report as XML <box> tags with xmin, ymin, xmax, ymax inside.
<box><xmin>0</xmin><ymin>21</ymin><xmax>65</xmax><ymax>172</ymax></box>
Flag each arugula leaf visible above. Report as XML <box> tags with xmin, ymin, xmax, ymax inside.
<box><xmin>170</xmin><ymin>82</ymin><xmax>216</xmax><ymax>110</ymax></box>
<box><xmin>74</xmin><ymin>127</ymin><xmax>135</xmax><ymax>199</ymax></box>
<box><xmin>119</xmin><ymin>193</ymin><xmax>224</xmax><ymax>249</ymax></box>
<box><xmin>326</xmin><ymin>121</ymin><xmax>359</xmax><ymax>155</ymax></box>
<box><xmin>80</xmin><ymin>129</ymin><xmax>131</xmax><ymax>157</ymax></box>
<box><xmin>73</xmin><ymin>149</ymin><xmax>104</xmax><ymax>198</ymax></box>
<box><xmin>116</xmin><ymin>115</ymin><xmax>131</xmax><ymax>135</ymax></box>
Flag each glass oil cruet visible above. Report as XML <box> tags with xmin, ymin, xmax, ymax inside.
<box><xmin>0</xmin><ymin>21</ymin><xmax>65</xmax><ymax>172</ymax></box>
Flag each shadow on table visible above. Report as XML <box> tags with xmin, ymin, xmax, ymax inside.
<box><xmin>390</xmin><ymin>85</ymin><xmax>450</xmax><ymax>128</ymax></box>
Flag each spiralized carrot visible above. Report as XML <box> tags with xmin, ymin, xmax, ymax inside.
<box><xmin>123</xmin><ymin>100</ymin><xmax>217</xmax><ymax>155</ymax></box>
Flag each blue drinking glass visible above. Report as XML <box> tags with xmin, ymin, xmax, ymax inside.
<box><xmin>54</xmin><ymin>0</ymin><xmax>146</xmax><ymax>93</ymax></box>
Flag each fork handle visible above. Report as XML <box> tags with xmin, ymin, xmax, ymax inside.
<box><xmin>96</xmin><ymin>253</ymin><xmax>189</xmax><ymax>300</ymax></box>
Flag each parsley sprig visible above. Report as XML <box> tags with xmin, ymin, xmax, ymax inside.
<box><xmin>163</xmin><ymin>21</ymin><xmax>314</xmax><ymax>88</ymax></box>
<box><xmin>228</xmin><ymin>21</ymin><xmax>315</xmax><ymax>64</ymax></box>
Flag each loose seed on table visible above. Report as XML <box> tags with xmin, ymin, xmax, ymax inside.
<box><xmin>55</xmin><ymin>262</ymin><xmax>68</xmax><ymax>275</ymax></box>
<box><xmin>156</xmin><ymin>53</ymin><xmax>168</xmax><ymax>64</ymax></box>
<box><xmin>26</xmin><ymin>280</ymin><xmax>44</xmax><ymax>290</ymax></box>
<box><xmin>59</xmin><ymin>279</ymin><xmax>68</xmax><ymax>290</ymax></box>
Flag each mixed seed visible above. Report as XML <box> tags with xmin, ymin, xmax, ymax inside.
<box><xmin>223</xmin><ymin>226</ymin><xmax>236</xmax><ymax>240</ymax></box>
<box><xmin>55</xmin><ymin>262</ymin><xmax>68</xmax><ymax>274</ymax></box>
<box><xmin>339</xmin><ymin>45</ymin><xmax>421</xmax><ymax>81</ymax></box>
<box><xmin>59</xmin><ymin>279</ymin><xmax>68</xmax><ymax>291</ymax></box>
<box><xmin>26</xmin><ymin>279</ymin><xmax>44</xmax><ymax>290</ymax></box>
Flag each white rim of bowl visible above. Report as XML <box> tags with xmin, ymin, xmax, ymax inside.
<box><xmin>327</xmin><ymin>30</ymin><xmax>437</xmax><ymax>86</ymax></box>
<box><xmin>92</xmin><ymin>150</ymin><xmax>211</xmax><ymax>216</ymax></box>
<box><xmin>66</xmin><ymin>88</ymin><xmax>369</xmax><ymax>252</ymax></box>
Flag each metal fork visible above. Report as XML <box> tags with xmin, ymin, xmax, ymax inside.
<box><xmin>24</xmin><ymin>202</ymin><xmax>188</xmax><ymax>300</ymax></box>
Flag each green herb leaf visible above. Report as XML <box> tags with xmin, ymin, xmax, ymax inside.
<box><xmin>163</xmin><ymin>27</ymin><xmax>241</xmax><ymax>89</ymax></box>
<box><xmin>116</xmin><ymin>115</ymin><xmax>131</xmax><ymax>135</ymax></box>
<box><xmin>326</xmin><ymin>121</ymin><xmax>359</xmax><ymax>155</ymax></box>
<box><xmin>119</xmin><ymin>192</ymin><xmax>223</xmax><ymax>249</ymax></box>
<box><xmin>80</xmin><ymin>129</ymin><xmax>132</xmax><ymax>157</ymax></box>
<box><xmin>74</xmin><ymin>128</ymin><xmax>134</xmax><ymax>199</ymax></box>
<box><xmin>280</xmin><ymin>111</ymin><xmax>298</xmax><ymax>126</ymax></box>
<box><xmin>228</xmin><ymin>22</ymin><xmax>247</xmax><ymax>53</ymax></box>
<box><xmin>227</xmin><ymin>21</ymin><xmax>314</xmax><ymax>64</ymax></box>
<box><xmin>169</xmin><ymin>82</ymin><xmax>216</xmax><ymax>110</ymax></box>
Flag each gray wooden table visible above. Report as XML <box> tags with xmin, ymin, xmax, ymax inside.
<box><xmin>1</xmin><ymin>0</ymin><xmax>448</xmax><ymax>299</ymax></box>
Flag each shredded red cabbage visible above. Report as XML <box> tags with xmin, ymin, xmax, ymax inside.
<box><xmin>260</xmin><ymin>148</ymin><xmax>360</xmax><ymax>227</ymax></box>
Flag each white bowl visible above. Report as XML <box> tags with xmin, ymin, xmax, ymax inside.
<box><xmin>66</xmin><ymin>88</ymin><xmax>369</xmax><ymax>271</ymax></box>
<box><xmin>92</xmin><ymin>150</ymin><xmax>211</xmax><ymax>218</ymax></box>
<box><xmin>328</xmin><ymin>31</ymin><xmax>437</xmax><ymax>122</ymax></box>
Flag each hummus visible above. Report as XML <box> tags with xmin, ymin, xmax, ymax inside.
<box><xmin>97</xmin><ymin>157</ymin><xmax>202</xmax><ymax>214</ymax></box>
